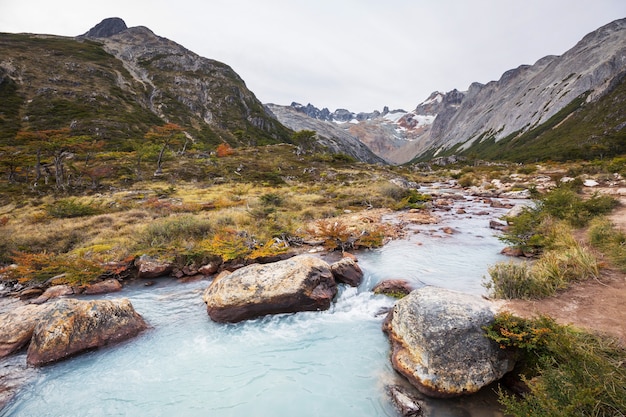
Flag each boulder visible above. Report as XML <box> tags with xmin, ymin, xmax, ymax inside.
<box><xmin>27</xmin><ymin>298</ymin><xmax>147</xmax><ymax>366</ymax></box>
<box><xmin>0</xmin><ymin>304</ymin><xmax>52</xmax><ymax>357</ymax></box>
<box><xmin>372</xmin><ymin>279</ymin><xmax>414</xmax><ymax>298</ymax></box>
<box><xmin>135</xmin><ymin>255</ymin><xmax>174</xmax><ymax>279</ymax></box>
<box><xmin>330</xmin><ymin>258</ymin><xmax>363</xmax><ymax>287</ymax></box>
<box><xmin>83</xmin><ymin>279</ymin><xmax>123</xmax><ymax>295</ymax></box>
<box><xmin>203</xmin><ymin>255</ymin><xmax>337</xmax><ymax>323</ymax></box>
<box><xmin>383</xmin><ymin>286</ymin><xmax>515</xmax><ymax>398</ymax></box>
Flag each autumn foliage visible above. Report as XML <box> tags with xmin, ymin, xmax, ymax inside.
<box><xmin>216</xmin><ymin>143</ymin><xmax>234</xmax><ymax>157</ymax></box>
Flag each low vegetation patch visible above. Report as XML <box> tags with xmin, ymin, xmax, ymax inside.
<box><xmin>484</xmin><ymin>312</ymin><xmax>626</xmax><ymax>417</ymax></box>
<box><xmin>487</xmin><ymin>185</ymin><xmax>615</xmax><ymax>299</ymax></box>
<box><xmin>588</xmin><ymin>217</ymin><xmax>626</xmax><ymax>272</ymax></box>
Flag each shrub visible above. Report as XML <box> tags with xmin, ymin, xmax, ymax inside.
<box><xmin>485</xmin><ymin>313</ymin><xmax>626</xmax><ymax>417</ymax></box>
<box><xmin>457</xmin><ymin>173</ymin><xmax>477</xmax><ymax>188</ymax></box>
<box><xmin>198</xmin><ymin>230</ymin><xmax>251</xmax><ymax>261</ymax></box>
<box><xmin>46</xmin><ymin>198</ymin><xmax>102</xmax><ymax>218</ymax></box>
<box><xmin>0</xmin><ymin>251</ymin><xmax>105</xmax><ymax>285</ymax></box>
<box><xmin>259</xmin><ymin>193</ymin><xmax>283</xmax><ymax>206</ymax></box>
<box><xmin>541</xmin><ymin>188</ymin><xmax>617</xmax><ymax>227</ymax></box>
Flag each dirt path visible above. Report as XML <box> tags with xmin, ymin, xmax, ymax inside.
<box><xmin>500</xmin><ymin>193</ymin><xmax>626</xmax><ymax>346</ymax></box>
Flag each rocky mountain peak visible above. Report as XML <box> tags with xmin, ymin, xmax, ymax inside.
<box><xmin>82</xmin><ymin>17</ymin><xmax>128</xmax><ymax>38</ymax></box>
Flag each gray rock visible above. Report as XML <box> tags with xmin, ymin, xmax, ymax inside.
<box><xmin>203</xmin><ymin>255</ymin><xmax>337</xmax><ymax>323</ymax></box>
<box><xmin>383</xmin><ymin>286</ymin><xmax>515</xmax><ymax>398</ymax></box>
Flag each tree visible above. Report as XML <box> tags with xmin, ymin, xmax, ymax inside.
<box><xmin>15</xmin><ymin>129</ymin><xmax>95</xmax><ymax>189</ymax></box>
<box><xmin>144</xmin><ymin>123</ymin><xmax>187</xmax><ymax>176</ymax></box>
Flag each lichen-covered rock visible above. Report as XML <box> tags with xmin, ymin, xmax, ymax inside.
<box><xmin>330</xmin><ymin>257</ymin><xmax>363</xmax><ymax>287</ymax></box>
<box><xmin>383</xmin><ymin>286</ymin><xmax>515</xmax><ymax>398</ymax></box>
<box><xmin>203</xmin><ymin>255</ymin><xmax>337</xmax><ymax>323</ymax></box>
<box><xmin>27</xmin><ymin>298</ymin><xmax>147</xmax><ymax>366</ymax></box>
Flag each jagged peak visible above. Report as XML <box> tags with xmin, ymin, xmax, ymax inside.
<box><xmin>81</xmin><ymin>17</ymin><xmax>128</xmax><ymax>38</ymax></box>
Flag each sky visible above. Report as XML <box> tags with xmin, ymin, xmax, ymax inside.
<box><xmin>1</xmin><ymin>1</ymin><xmax>625</xmax><ymax>113</ymax></box>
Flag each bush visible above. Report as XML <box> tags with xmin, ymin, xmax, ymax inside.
<box><xmin>541</xmin><ymin>188</ymin><xmax>617</xmax><ymax>227</ymax></box>
<box><xmin>46</xmin><ymin>198</ymin><xmax>102</xmax><ymax>218</ymax></box>
<box><xmin>484</xmin><ymin>313</ymin><xmax>626</xmax><ymax>417</ymax></box>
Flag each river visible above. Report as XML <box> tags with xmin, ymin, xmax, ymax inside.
<box><xmin>1</xmin><ymin>190</ymin><xmax>521</xmax><ymax>417</ymax></box>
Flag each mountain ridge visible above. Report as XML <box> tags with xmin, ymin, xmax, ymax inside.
<box><xmin>269</xmin><ymin>18</ymin><xmax>626</xmax><ymax>164</ymax></box>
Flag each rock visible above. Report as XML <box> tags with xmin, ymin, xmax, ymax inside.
<box><xmin>29</xmin><ymin>284</ymin><xmax>74</xmax><ymax>305</ymax></box>
<box><xmin>584</xmin><ymin>179</ymin><xmax>599</xmax><ymax>187</ymax></box>
<box><xmin>83</xmin><ymin>279</ymin><xmax>123</xmax><ymax>295</ymax></box>
<box><xmin>203</xmin><ymin>255</ymin><xmax>337</xmax><ymax>323</ymax></box>
<box><xmin>501</xmin><ymin>246</ymin><xmax>524</xmax><ymax>257</ymax></box>
<box><xmin>0</xmin><ymin>304</ymin><xmax>52</xmax><ymax>357</ymax></box>
<box><xmin>82</xmin><ymin>17</ymin><xmax>128</xmax><ymax>38</ymax></box>
<box><xmin>330</xmin><ymin>258</ymin><xmax>363</xmax><ymax>287</ymax></box>
<box><xmin>372</xmin><ymin>279</ymin><xmax>414</xmax><ymax>298</ymax></box>
<box><xmin>135</xmin><ymin>255</ymin><xmax>174</xmax><ymax>279</ymax></box>
<box><xmin>198</xmin><ymin>260</ymin><xmax>221</xmax><ymax>276</ymax></box>
<box><xmin>500</xmin><ymin>190</ymin><xmax>531</xmax><ymax>199</ymax></box>
<box><xmin>383</xmin><ymin>286</ymin><xmax>515</xmax><ymax>398</ymax></box>
<box><xmin>387</xmin><ymin>385</ymin><xmax>424</xmax><ymax>417</ymax></box>
<box><xmin>17</xmin><ymin>288</ymin><xmax>43</xmax><ymax>301</ymax></box>
<box><xmin>489</xmin><ymin>219</ymin><xmax>508</xmax><ymax>231</ymax></box>
<box><xmin>27</xmin><ymin>298</ymin><xmax>148</xmax><ymax>366</ymax></box>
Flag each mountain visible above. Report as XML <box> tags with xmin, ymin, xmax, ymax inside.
<box><xmin>270</xmin><ymin>18</ymin><xmax>626</xmax><ymax>164</ymax></box>
<box><xmin>418</xmin><ymin>18</ymin><xmax>626</xmax><ymax>161</ymax></box>
<box><xmin>268</xmin><ymin>102</ymin><xmax>440</xmax><ymax>164</ymax></box>
<box><xmin>0</xmin><ymin>17</ymin><xmax>292</xmax><ymax>149</ymax></box>
<box><xmin>265</xmin><ymin>104</ymin><xmax>385</xmax><ymax>164</ymax></box>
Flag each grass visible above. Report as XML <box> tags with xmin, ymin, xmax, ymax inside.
<box><xmin>485</xmin><ymin>238</ymin><xmax>600</xmax><ymax>300</ymax></box>
<box><xmin>484</xmin><ymin>313</ymin><xmax>626</xmax><ymax>417</ymax></box>
<box><xmin>589</xmin><ymin>217</ymin><xmax>626</xmax><ymax>272</ymax></box>
<box><xmin>0</xmin><ymin>147</ymin><xmax>427</xmax><ymax>284</ymax></box>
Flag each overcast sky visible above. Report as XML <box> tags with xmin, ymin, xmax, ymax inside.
<box><xmin>1</xmin><ymin>1</ymin><xmax>625</xmax><ymax>113</ymax></box>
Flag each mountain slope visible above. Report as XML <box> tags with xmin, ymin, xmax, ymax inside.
<box><xmin>420</xmin><ymin>18</ymin><xmax>626</xmax><ymax>160</ymax></box>
<box><xmin>265</xmin><ymin>104</ymin><xmax>385</xmax><ymax>164</ymax></box>
<box><xmin>0</xmin><ymin>18</ymin><xmax>292</xmax><ymax>148</ymax></box>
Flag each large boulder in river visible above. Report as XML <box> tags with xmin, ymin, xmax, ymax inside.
<box><xmin>27</xmin><ymin>298</ymin><xmax>147</xmax><ymax>366</ymax></box>
<box><xmin>383</xmin><ymin>286</ymin><xmax>515</xmax><ymax>398</ymax></box>
<box><xmin>203</xmin><ymin>255</ymin><xmax>337</xmax><ymax>323</ymax></box>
